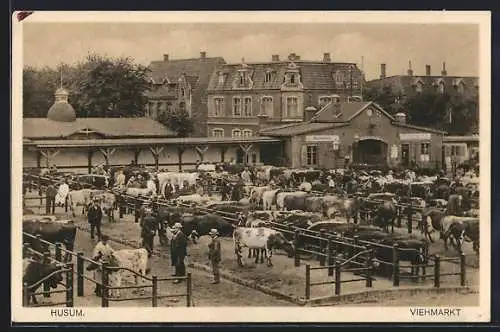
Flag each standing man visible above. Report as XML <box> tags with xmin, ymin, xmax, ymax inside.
<box><xmin>141</xmin><ymin>211</ymin><xmax>157</xmax><ymax>258</ymax></box>
<box><xmin>90</xmin><ymin>235</ymin><xmax>113</xmax><ymax>296</ymax></box>
<box><xmin>170</xmin><ymin>223</ymin><xmax>188</xmax><ymax>283</ymax></box>
<box><xmin>45</xmin><ymin>183</ymin><xmax>57</xmax><ymax>214</ymax></box>
<box><xmin>88</xmin><ymin>198</ymin><xmax>103</xmax><ymax>240</ymax></box>
<box><xmin>208</xmin><ymin>229</ymin><xmax>221</xmax><ymax>284</ymax></box>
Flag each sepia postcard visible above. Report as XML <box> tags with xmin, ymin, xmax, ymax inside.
<box><xmin>12</xmin><ymin>11</ymin><xmax>491</xmax><ymax>323</ymax></box>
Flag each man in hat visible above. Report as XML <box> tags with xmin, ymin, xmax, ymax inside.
<box><xmin>88</xmin><ymin>197</ymin><xmax>103</xmax><ymax>240</ymax></box>
<box><xmin>141</xmin><ymin>208</ymin><xmax>157</xmax><ymax>258</ymax></box>
<box><xmin>170</xmin><ymin>222</ymin><xmax>188</xmax><ymax>283</ymax></box>
<box><xmin>91</xmin><ymin>234</ymin><xmax>113</xmax><ymax>296</ymax></box>
<box><xmin>208</xmin><ymin>228</ymin><xmax>221</xmax><ymax>284</ymax></box>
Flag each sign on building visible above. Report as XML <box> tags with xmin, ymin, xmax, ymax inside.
<box><xmin>399</xmin><ymin>133</ymin><xmax>431</xmax><ymax>141</ymax></box>
<box><xmin>305</xmin><ymin>135</ymin><xmax>339</xmax><ymax>142</ymax></box>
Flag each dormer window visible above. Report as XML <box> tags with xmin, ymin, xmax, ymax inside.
<box><xmin>218</xmin><ymin>72</ymin><xmax>225</xmax><ymax>85</ymax></box>
<box><xmin>239</xmin><ymin>72</ymin><xmax>245</xmax><ymax>85</ymax></box>
<box><xmin>265</xmin><ymin>71</ymin><xmax>273</xmax><ymax>83</ymax></box>
<box><xmin>415</xmin><ymin>81</ymin><xmax>424</xmax><ymax>93</ymax></box>
<box><xmin>290</xmin><ymin>74</ymin><xmax>296</xmax><ymax>84</ymax></box>
<box><xmin>319</xmin><ymin>96</ymin><xmax>333</xmax><ymax>107</ymax></box>
<box><xmin>438</xmin><ymin>82</ymin><xmax>445</xmax><ymax>94</ymax></box>
<box><xmin>334</xmin><ymin>70</ymin><xmax>344</xmax><ymax>88</ymax></box>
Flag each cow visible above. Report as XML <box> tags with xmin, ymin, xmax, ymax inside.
<box><xmin>276</xmin><ymin>191</ymin><xmax>307</xmax><ymax>211</ymax></box>
<box><xmin>23</xmin><ymin>259</ymin><xmax>63</xmax><ymax>305</ymax></box>
<box><xmin>372</xmin><ymin>201</ymin><xmax>397</xmax><ymax>233</ymax></box>
<box><xmin>262</xmin><ymin>189</ymin><xmax>281</xmax><ymax>210</ymax></box>
<box><xmin>125</xmin><ymin>187</ymin><xmax>154</xmax><ymax>197</ymax></box>
<box><xmin>233</xmin><ymin>227</ymin><xmax>295</xmax><ymax>266</ymax></box>
<box><xmin>323</xmin><ymin>196</ymin><xmax>361</xmax><ymax>223</ymax></box>
<box><xmin>283</xmin><ymin>195</ymin><xmax>307</xmax><ymax>211</ymax></box>
<box><xmin>463</xmin><ymin>218</ymin><xmax>479</xmax><ymax>255</ymax></box>
<box><xmin>86</xmin><ymin>247</ymin><xmax>149</xmax><ymax>298</ymax></box>
<box><xmin>23</xmin><ymin>216</ymin><xmax>77</xmax><ymax>262</ymax></box>
<box><xmin>67</xmin><ymin>189</ymin><xmax>101</xmax><ymax>216</ymax></box>
<box><xmin>304</xmin><ymin>196</ymin><xmax>324</xmax><ymax>213</ymax></box>
<box><xmin>374</xmin><ymin>236</ymin><xmax>427</xmax><ymax>278</ymax></box>
<box><xmin>177</xmin><ymin>213</ymin><xmax>235</xmax><ymax>244</ymax></box>
<box><xmin>93</xmin><ymin>192</ymin><xmax>117</xmax><ymax>222</ymax></box>
<box><xmin>248</xmin><ymin>186</ymin><xmax>272</xmax><ymax>207</ymax></box>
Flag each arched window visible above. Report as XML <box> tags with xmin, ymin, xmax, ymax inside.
<box><xmin>438</xmin><ymin>81</ymin><xmax>445</xmax><ymax>94</ymax></box>
<box><xmin>212</xmin><ymin>128</ymin><xmax>224</xmax><ymax>137</ymax></box>
<box><xmin>232</xmin><ymin>129</ymin><xmax>242</xmax><ymax>137</ymax></box>
<box><xmin>242</xmin><ymin>129</ymin><xmax>253</xmax><ymax>137</ymax></box>
<box><xmin>290</xmin><ymin>74</ymin><xmax>295</xmax><ymax>84</ymax></box>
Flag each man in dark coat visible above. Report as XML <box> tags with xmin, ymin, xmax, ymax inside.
<box><xmin>87</xmin><ymin>198</ymin><xmax>103</xmax><ymax>240</ymax></box>
<box><xmin>141</xmin><ymin>212</ymin><xmax>157</xmax><ymax>257</ymax></box>
<box><xmin>45</xmin><ymin>184</ymin><xmax>57</xmax><ymax>214</ymax></box>
<box><xmin>170</xmin><ymin>222</ymin><xmax>188</xmax><ymax>283</ymax></box>
<box><xmin>208</xmin><ymin>228</ymin><xmax>221</xmax><ymax>284</ymax></box>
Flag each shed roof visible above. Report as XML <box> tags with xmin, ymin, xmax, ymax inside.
<box><xmin>260</xmin><ymin>122</ymin><xmax>347</xmax><ymax>137</ymax></box>
<box><xmin>23</xmin><ymin>118</ymin><xmax>176</xmax><ymax>139</ymax></box>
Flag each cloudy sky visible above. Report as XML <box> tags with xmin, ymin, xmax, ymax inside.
<box><xmin>23</xmin><ymin>22</ymin><xmax>479</xmax><ymax>80</ymax></box>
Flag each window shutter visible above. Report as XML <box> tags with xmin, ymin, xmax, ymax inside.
<box><xmin>301</xmin><ymin>145</ymin><xmax>308</xmax><ymax>167</ymax></box>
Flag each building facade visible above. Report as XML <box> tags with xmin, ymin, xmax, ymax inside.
<box><xmin>145</xmin><ymin>52</ymin><xmax>227</xmax><ymax>137</ymax></box>
<box><xmin>205</xmin><ymin>52</ymin><xmax>364</xmax><ymax>139</ymax></box>
<box><xmin>260</xmin><ymin>101</ymin><xmax>445</xmax><ymax>170</ymax></box>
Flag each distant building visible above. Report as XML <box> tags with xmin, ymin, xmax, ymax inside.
<box><xmin>205</xmin><ymin>52</ymin><xmax>364</xmax><ymax>139</ymax></box>
<box><xmin>145</xmin><ymin>52</ymin><xmax>226</xmax><ymax>137</ymax></box>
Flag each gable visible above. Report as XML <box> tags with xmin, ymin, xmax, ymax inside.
<box><xmin>349</xmin><ymin>104</ymin><xmax>394</xmax><ymax>130</ymax></box>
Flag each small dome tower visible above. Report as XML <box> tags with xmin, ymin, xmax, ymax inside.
<box><xmin>47</xmin><ymin>87</ymin><xmax>76</xmax><ymax>122</ymax></box>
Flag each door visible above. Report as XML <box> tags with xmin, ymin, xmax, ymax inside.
<box><xmin>401</xmin><ymin>144</ymin><xmax>410</xmax><ymax>167</ymax></box>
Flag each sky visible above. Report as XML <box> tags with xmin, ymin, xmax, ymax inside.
<box><xmin>23</xmin><ymin>23</ymin><xmax>479</xmax><ymax>80</ymax></box>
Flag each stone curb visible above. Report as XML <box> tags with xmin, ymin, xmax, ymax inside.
<box><xmin>75</xmin><ymin>224</ymin><xmax>477</xmax><ymax>307</ymax></box>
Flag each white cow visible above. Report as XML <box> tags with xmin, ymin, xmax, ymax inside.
<box><xmin>233</xmin><ymin>227</ymin><xmax>295</xmax><ymax>266</ymax></box>
<box><xmin>125</xmin><ymin>187</ymin><xmax>153</xmax><ymax>197</ymax></box>
<box><xmin>262</xmin><ymin>189</ymin><xmax>281</xmax><ymax>210</ymax></box>
<box><xmin>67</xmin><ymin>189</ymin><xmax>102</xmax><ymax>216</ymax></box>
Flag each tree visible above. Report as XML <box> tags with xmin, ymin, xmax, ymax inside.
<box><xmin>158</xmin><ymin>108</ymin><xmax>194</xmax><ymax>137</ymax></box>
<box><xmin>23</xmin><ymin>54</ymin><xmax>151</xmax><ymax>118</ymax></box>
<box><xmin>363</xmin><ymin>84</ymin><xmax>404</xmax><ymax>116</ymax></box>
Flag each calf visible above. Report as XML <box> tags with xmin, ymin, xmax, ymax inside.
<box><xmin>87</xmin><ymin>248</ymin><xmax>150</xmax><ymax>298</ymax></box>
<box><xmin>23</xmin><ymin>259</ymin><xmax>63</xmax><ymax>305</ymax></box>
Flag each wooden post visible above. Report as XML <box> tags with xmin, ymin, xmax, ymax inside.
<box><xmin>99</xmin><ymin>148</ymin><xmax>116</xmax><ymax>168</ymax></box>
<box><xmin>407</xmin><ymin>202</ymin><xmax>413</xmax><ymax>234</ymax></box>
<box><xmin>366</xmin><ymin>247</ymin><xmax>374</xmax><ymax>288</ymax></box>
<box><xmin>460</xmin><ymin>253</ymin><xmax>466</xmax><ymax>286</ymax></box>
<box><xmin>186</xmin><ymin>273</ymin><xmax>192</xmax><ymax>307</ymax></box>
<box><xmin>177</xmin><ymin>147</ymin><xmax>185</xmax><ymax>172</ymax></box>
<box><xmin>319</xmin><ymin>229</ymin><xmax>326</xmax><ymax>265</ymax></box>
<box><xmin>239</xmin><ymin>144</ymin><xmax>253</xmax><ymax>165</ymax></box>
<box><xmin>55</xmin><ymin>242</ymin><xmax>62</xmax><ymax>262</ymax></box>
<box><xmin>305</xmin><ymin>264</ymin><xmax>311</xmax><ymax>300</ymax></box>
<box><xmin>294</xmin><ymin>229</ymin><xmax>300</xmax><ymax>267</ymax></box>
<box><xmin>76</xmin><ymin>252</ymin><xmax>84</xmax><ymax>297</ymax></box>
<box><xmin>66</xmin><ymin>263</ymin><xmax>74</xmax><ymax>307</ymax></box>
<box><xmin>42</xmin><ymin>251</ymin><xmax>51</xmax><ymax>298</ymax></box>
<box><xmin>195</xmin><ymin>146</ymin><xmax>209</xmax><ymax>162</ymax></box>
<box><xmin>434</xmin><ymin>255</ymin><xmax>441</xmax><ymax>288</ymax></box>
<box><xmin>152</xmin><ymin>275</ymin><xmax>158</xmax><ymax>307</ymax></box>
<box><xmin>134</xmin><ymin>149</ymin><xmax>140</xmax><ymax>165</ymax></box>
<box><xmin>334</xmin><ymin>260</ymin><xmax>341</xmax><ymax>295</ymax></box>
<box><xmin>101</xmin><ymin>262</ymin><xmax>109</xmax><ymax>307</ymax></box>
<box><xmin>149</xmin><ymin>146</ymin><xmax>164</xmax><ymax>171</ymax></box>
<box><xmin>397</xmin><ymin>206</ymin><xmax>402</xmax><ymax>228</ymax></box>
<box><xmin>353</xmin><ymin>235</ymin><xmax>359</xmax><ymax>261</ymax></box>
<box><xmin>87</xmin><ymin>150</ymin><xmax>93</xmax><ymax>174</ymax></box>
<box><xmin>23</xmin><ymin>282</ymin><xmax>29</xmax><ymax>306</ymax></box>
<box><xmin>327</xmin><ymin>237</ymin><xmax>334</xmax><ymax>276</ymax></box>
<box><xmin>392</xmin><ymin>244</ymin><xmax>400</xmax><ymax>286</ymax></box>
<box><xmin>220</xmin><ymin>146</ymin><xmax>227</xmax><ymax>162</ymax></box>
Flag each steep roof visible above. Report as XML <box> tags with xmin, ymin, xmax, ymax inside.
<box><xmin>23</xmin><ymin>118</ymin><xmax>176</xmax><ymax>139</ymax></box>
<box><xmin>366</xmin><ymin>74</ymin><xmax>479</xmax><ymax>94</ymax></box>
<box><xmin>149</xmin><ymin>57</ymin><xmax>226</xmax><ymax>86</ymax></box>
<box><xmin>207</xmin><ymin>61</ymin><xmax>362</xmax><ymax>91</ymax></box>
<box><xmin>259</xmin><ymin>122</ymin><xmax>347</xmax><ymax>137</ymax></box>
<box><xmin>311</xmin><ymin>101</ymin><xmax>376</xmax><ymax>122</ymax></box>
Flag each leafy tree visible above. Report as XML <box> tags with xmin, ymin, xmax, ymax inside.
<box><xmin>158</xmin><ymin>107</ymin><xmax>194</xmax><ymax>137</ymax></box>
<box><xmin>363</xmin><ymin>84</ymin><xmax>404</xmax><ymax>115</ymax></box>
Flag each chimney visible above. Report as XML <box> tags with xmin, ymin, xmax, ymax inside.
<box><xmin>272</xmin><ymin>54</ymin><xmax>280</xmax><ymax>62</ymax></box>
<box><xmin>441</xmin><ymin>62</ymin><xmax>447</xmax><ymax>76</ymax></box>
<box><xmin>288</xmin><ymin>53</ymin><xmax>297</xmax><ymax>61</ymax></box>
<box><xmin>380</xmin><ymin>63</ymin><xmax>387</xmax><ymax>79</ymax></box>
<box><xmin>304</xmin><ymin>106</ymin><xmax>318</xmax><ymax>122</ymax></box>
<box><xmin>163</xmin><ymin>54</ymin><xmax>169</xmax><ymax>61</ymax></box>
<box><xmin>295</xmin><ymin>55</ymin><xmax>301</xmax><ymax>60</ymax></box>
<box><xmin>425</xmin><ymin>65</ymin><xmax>431</xmax><ymax>76</ymax></box>
<box><xmin>323</xmin><ymin>53</ymin><xmax>331</xmax><ymax>63</ymax></box>
<box><xmin>395</xmin><ymin>112</ymin><xmax>407</xmax><ymax>124</ymax></box>
<box><xmin>407</xmin><ymin>60</ymin><xmax>413</xmax><ymax>76</ymax></box>
<box><xmin>200</xmin><ymin>51</ymin><xmax>206</xmax><ymax>59</ymax></box>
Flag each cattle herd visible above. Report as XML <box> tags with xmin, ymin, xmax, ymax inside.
<box><xmin>22</xmin><ymin>163</ymin><xmax>480</xmax><ymax>304</ymax></box>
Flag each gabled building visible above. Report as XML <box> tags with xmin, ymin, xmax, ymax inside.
<box><xmin>260</xmin><ymin>101</ymin><xmax>446</xmax><ymax>170</ymax></box>
<box><xmin>205</xmin><ymin>52</ymin><xmax>364</xmax><ymax>138</ymax></box>
<box><xmin>145</xmin><ymin>52</ymin><xmax>226</xmax><ymax>136</ymax></box>
<box><xmin>366</xmin><ymin>62</ymin><xmax>479</xmax><ymax>100</ymax></box>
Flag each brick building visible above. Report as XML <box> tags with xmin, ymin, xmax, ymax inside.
<box><xmin>205</xmin><ymin>52</ymin><xmax>364</xmax><ymax>139</ymax></box>
<box><xmin>145</xmin><ymin>52</ymin><xmax>226</xmax><ymax>136</ymax></box>
<box><xmin>260</xmin><ymin>101</ymin><xmax>445</xmax><ymax>170</ymax></box>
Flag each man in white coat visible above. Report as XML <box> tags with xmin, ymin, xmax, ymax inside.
<box><xmin>55</xmin><ymin>180</ymin><xmax>70</xmax><ymax>207</ymax></box>
<box><xmin>90</xmin><ymin>235</ymin><xmax>114</xmax><ymax>297</ymax></box>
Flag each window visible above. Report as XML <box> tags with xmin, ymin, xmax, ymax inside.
<box><xmin>451</xmin><ymin>145</ymin><xmax>464</xmax><ymax>156</ymax></box>
<box><xmin>319</xmin><ymin>96</ymin><xmax>333</xmax><ymax>107</ymax></box>
<box><xmin>420</xmin><ymin>142</ymin><xmax>430</xmax><ymax>162</ymax></box>
<box><xmin>233</xmin><ymin>97</ymin><xmax>242</xmax><ymax>116</ymax></box>
<box><xmin>457</xmin><ymin>82</ymin><xmax>465</xmax><ymax>94</ymax></box>
<box><xmin>290</xmin><ymin>74</ymin><xmax>295</xmax><ymax>84</ymax></box>
<box><xmin>180</xmin><ymin>88</ymin><xmax>185</xmax><ymax>97</ymax></box>
<box><xmin>232</xmin><ymin>129</ymin><xmax>242</xmax><ymax>138</ymax></box>
<box><xmin>243</xmin><ymin>97</ymin><xmax>252</xmax><ymax>117</ymax></box>
<box><xmin>261</xmin><ymin>96</ymin><xmax>273</xmax><ymax>117</ymax></box>
<box><xmin>334</xmin><ymin>71</ymin><xmax>344</xmax><ymax>88</ymax></box>
<box><xmin>265</xmin><ymin>72</ymin><xmax>272</xmax><ymax>83</ymax></box>
<box><xmin>213</xmin><ymin>97</ymin><xmax>224</xmax><ymax>116</ymax></box>
<box><xmin>438</xmin><ymin>82</ymin><xmax>445</xmax><ymax>94</ymax></box>
<box><xmin>218</xmin><ymin>72</ymin><xmax>225</xmax><ymax>85</ymax></box>
<box><xmin>306</xmin><ymin>145</ymin><xmax>318</xmax><ymax>166</ymax></box>
<box><xmin>286</xmin><ymin>97</ymin><xmax>298</xmax><ymax>117</ymax></box>
<box><xmin>179</xmin><ymin>101</ymin><xmax>185</xmax><ymax>112</ymax></box>
<box><xmin>212</xmin><ymin>129</ymin><xmax>224</xmax><ymax>137</ymax></box>
<box><xmin>242</xmin><ymin>129</ymin><xmax>252</xmax><ymax>137</ymax></box>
